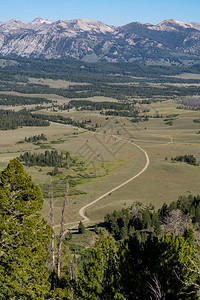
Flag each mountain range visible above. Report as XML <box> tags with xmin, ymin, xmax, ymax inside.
<box><xmin>1</xmin><ymin>18</ymin><xmax>200</xmax><ymax>65</ymax></box>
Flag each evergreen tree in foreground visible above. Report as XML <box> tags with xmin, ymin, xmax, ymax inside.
<box><xmin>118</xmin><ymin>232</ymin><xmax>199</xmax><ymax>299</ymax></box>
<box><xmin>76</xmin><ymin>233</ymin><xmax>126</xmax><ymax>300</ymax></box>
<box><xmin>78</xmin><ymin>221</ymin><xmax>86</xmax><ymax>234</ymax></box>
<box><xmin>0</xmin><ymin>159</ymin><xmax>52</xmax><ymax>299</ymax></box>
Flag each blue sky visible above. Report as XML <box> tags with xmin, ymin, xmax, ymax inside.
<box><xmin>1</xmin><ymin>0</ymin><xmax>200</xmax><ymax>25</ymax></box>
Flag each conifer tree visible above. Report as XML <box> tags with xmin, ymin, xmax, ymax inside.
<box><xmin>0</xmin><ymin>159</ymin><xmax>52</xmax><ymax>299</ymax></box>
<box><xmin>78</xmin><ymin>221</ymin><xmax>86</xmax><ymax>234</ymax></box>
<box><xmin>118</xmin><ymin>233</ymin><xmax>199</xmax><ymax>299</ymax></box>
<box><xmin>77</xmin><ymin>234</ymin><xmax>126</xmax><ymax>299</ymax></box>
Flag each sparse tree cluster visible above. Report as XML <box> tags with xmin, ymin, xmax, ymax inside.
<box><xmin>104</xmin><ymin>204</ymin><xmax>161</xmax><ymax>241</ymax></box>
<box><xmin>18</xmin><ymin>150</ymin><xmax>71</xmax><ymax>167</ymax></box>
<box><xmin>171</xmin><ymin>154</ymin><xmax>199</xmax><ymax>166</ymax></box>
<box><xmin>24</xmin><ymin>133</ymin><xmax>47</xmax><ymax>143</ymax></box>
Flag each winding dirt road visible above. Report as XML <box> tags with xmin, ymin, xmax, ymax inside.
<box><xmin>52</xmin><ymin>122</ymin><xmax>150</xmax><ymax>234</ymax></box>
<box><xmin>78</xmin><ymin>137</ymin><xmax>149</xmax><ymax>223</ymax></box>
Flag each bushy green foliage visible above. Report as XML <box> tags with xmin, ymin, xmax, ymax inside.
<box><xmin>118</xmin><ymin>233</ymin><xmax>199</xmax><ymax>299</ymax></box>
<box><xmin>75</xmin><ymin>231</ymin><xmax>200</xmax><ymax>300</ymax></box>
<box><xmin>159</xmin><ymin>194</ymin><xmax>200</xmax><ymax>224</ymax></box>
<box><xmin>76</xmin><ymin>234</ymin><xmax>125</xmax><ymax>300</ymax></box>
<box><xmin>104</xmin><ymin>204</ymin><xmax>161</xmax><ymax>241</ymax></box>
<box><xmin>78</xmin><ymin>221</ymin><xmax>86</xmax><ymax>234</ymax></box>
<box><xmin>0</xmin><ymin>159</ymin><xmax>52</xmax><ymax>299</ymax></box>
<box><xmin>0</xmin><ymin>159</ymin><xmax>200</xmax><ymax>299</ymax></box>
<box><xmin>171</xmin><ymin>154</ymin><xmax>199</xmax><ymax>166</ymax></box>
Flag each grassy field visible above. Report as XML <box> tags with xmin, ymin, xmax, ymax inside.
<box><xmin>0</xmin><ymin>76</ymin><xmax>200</xmax><ymax>236</ymax></box>
<box><xmin>28</xmin><ymin>77</ymin><xmax>90</xmax><ymax>89</ymax></box>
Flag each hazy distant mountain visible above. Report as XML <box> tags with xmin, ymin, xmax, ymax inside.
<box><xmin>0</xmin><ymin>18</ymin><xmax>200</xmax><ymax>65</ymax></box>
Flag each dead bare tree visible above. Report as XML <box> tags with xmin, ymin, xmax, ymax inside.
<box><xmin>57</xmin><ymin>182</ymin><xmax>69</xmax><ymax>279</ymax></box>
<box><xmin>162</xmin><ymin>209</ymin><xmax>190</xmax><ymax>235</ymax></box>
<box><xmin>147</xmin><ymin>274</ymin><xmax>166</xmax><ymax>300</ymax></box>
<box><xmin>49</xmin><ymin>184</ymin><xmax>55</xmax><ymax>274</ymax></box>
<box><xmin>49</xmin><ymin>181</ymin><xmax>77</xmax><ymax>286</ymax></box>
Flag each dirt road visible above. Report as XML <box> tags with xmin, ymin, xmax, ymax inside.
<box><xmin>52</xmin><ymin>122</ymin><xmax>150</xmax><ymax>235</ymax></box>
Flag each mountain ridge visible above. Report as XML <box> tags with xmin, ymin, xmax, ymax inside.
<box><xmin>0</xmin><ymin>18</ymin><xmax>200</xmax><ymax>64</ymax></box>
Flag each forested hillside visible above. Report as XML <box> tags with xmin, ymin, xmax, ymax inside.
<box><xmin>0</xmin><ymin>159</ymin><xmax>200</xmax><ymax>299</ymax></box>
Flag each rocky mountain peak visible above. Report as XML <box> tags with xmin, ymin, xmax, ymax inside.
<box><xmin>151</xmin><ymin>19</ymin><xmax>200</xmax><ymax>32</ymax></box>
<box><xmin>0</xmin><ymin>18</ymin><xmax>200</xmax><ymax>63</ymax></box>
<box><xmin>31</xmin><ymin>17</ymin><xmax>53</xmax><ymax>25</ymax></box>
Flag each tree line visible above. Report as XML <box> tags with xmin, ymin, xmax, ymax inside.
<box><xmin>104</xmin><ymin>194</ymin><xmax>200</xmax><ymax>243</ymax></box>
<box><xmin>0</xmin><ymin>109</ymin><xmax>50</xmax><ymax>130</ymax></box>
<box><xmin>18</xmin><ymin>150</ymin><xmax>71</xmax><ymax>167</ymax></box>
<box><xmin>104</xmin><ymin>204</ymin><xmax>161</xmax><ymax>241</ymax></box>
<box><xmin>33</xmin><ymin>113</ymin><xmax>96</xmax><ymax>131</ymax></box>
<box><xmin>0</xmin><ymin>94</ymin><xmax>51</xmax><ymax>106</ymax></box>
<box><xmin>159</xmin><ymin>194</ymin><xmax>200</xmax><ymax>224</ymax></box>
<box><xmin>17</xmin><ymin>133</ymin><xmax>47</xmax><ymax>144</ymax></box>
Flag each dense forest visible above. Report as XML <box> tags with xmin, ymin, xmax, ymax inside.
<box><xmin>104</xmin><ymin>193</ymin><xmax>200</xmax><ymax>243</ymax></box>
<box><xmin>63</xmin><ymin>100</ymin><xmax>140</xmax><ymax>118</ymax></box>
<box><xmin>0</xmin><ymin>108</ymin><xmax>96</xmax><ymax>131</ymax></box>
<box><xmin>0</xmin><ymin>109</ymin><xmax>50</xmax><ymax>130</ymax></box>
<box><xmin>1</xmin><ymin>56</ymin><xmax>200</xmax><ymax>102</ymax></box>
<box><xmin>0</xmin><ymin>159</ymin><xmax>200</xmax><ymax>299</ymax></box>
<box><xmin>0</xmin><ymin>94</ymin><xmax>51</xmax><ymax>106</ymax></box>
<box><xmin>2</xmin><ymin>78</ymin><xmax>200</xmax><ymax>100</ymax></box>
<box><xmin>33</xmin><ymin>113</ymin><xmax>96</xmax><ymax>130</ymax></box>
<box><xmin>2</xmin><ymin>56</ymin><xmax>200</xmax><ymax>80</ymax></box>
<box><xmin>104</xmin><ymin>204</ymin><xmax>161</xmax><ymax>241</ymax></box>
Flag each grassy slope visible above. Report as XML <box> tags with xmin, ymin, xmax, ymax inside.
<box><xmin>0</xmin><ymin>76</ymin><xmax>199</xmax><ymax>231</ymax></box>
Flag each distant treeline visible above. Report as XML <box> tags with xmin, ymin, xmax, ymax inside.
<box><xmin>2</xmin><ymin>57</ymin><xmax>200</xmax><ymax>101</ymax></box>
<box><xmin>2</xmin><ymin>56</ymin><xmax>200</xmax><ymax>80</ymax></box>
<box><xmin>18</xmin><ymin>134</ymin><xmax>47</xmax><ymax>144</ymax></box>
<box><xmin>3</xmin><ymin>79</ymin><xmax>200</xmax><ymax>101</ymax></box>
<box><xmin>33</xmin><ymin>113</ymin><xmax>95</xmax><ymax>130</ymax></box>
<box><xmin>0</xmin><ymin>94</ymin><xmax>51</xmax><ymax>106</ymax></box>
<box><xmin>0</xmin><ymin>109</ymin><xmax>49</xmax><ymax>130</ymax></box>
<box><xmin>193</xmin><ymin>118</ymin><xmax>200</xmax><ymax>123</ymax></box>
<box><xmin>66</xmin><ymin>100</ymin><xmax>135</xmax><ymax>111</ymax></box>
<box><xmin>65</xmin><ymin>100</ymin><xmax>140</xmax><ymax>118</ymax></box>
<box><xmin>19</xmin><ymin>150</ymin><xmax>70</xmax><ymax>167</ymax></box>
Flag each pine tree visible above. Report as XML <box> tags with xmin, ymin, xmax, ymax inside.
<box><xmin>195</xmin><ymin>205</ymin><xmax>200</xmax><ymax>223</ymax></box>
<box><xmin>118</xmin><ymin>233</ymin><xmax>199</xmax><ymax>299</ymax></box>
<box><xmin>77</xmin><ymin>234</ymin><xmax>126</xmax><ymax>299</ymax></box>
<box><xmin>78</xmin><ymin>221</ymin><xmax>86</xmax><ymax>234</ymax></box>
<box><xmin>152</xmin><ymin>212</ymin><xmax>162</xmax><ymax>235</ymax></box>
<box><xmin>183</xmin><ymin>223</ymin><xmax>195</xmax><ymax>245</ymax></box>
<box><xmin>0</xmin><ymin>159</ymin><xmax>52</xmax><ymax>299</ymax></box>
<box><xmin>141</xmin><ymin>209</ymin><xmax>152</xmax><ymax>229</ymax></box>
